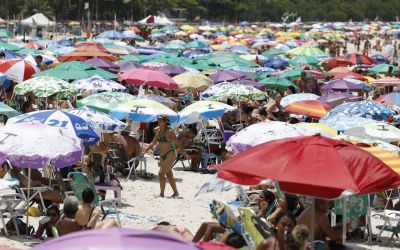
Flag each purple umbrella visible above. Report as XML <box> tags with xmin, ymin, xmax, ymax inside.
<box><xmin>231</xmin><ymin>79</ymin><xmax>265</xmax><ymax>90</ymax></box>
<box><xmin>117</xmin><ymin>61</ymin><xmax>143</xmax><ymax>73</ymax></box>
<box><xmin>158</xmin><ymin>64</ymin><xmax>187</xmax><ymax>76</ymax></box>
<box><xmin>208</xmin><ymin>70</ymin><xmax>247</xmax><ymax>83</ymax></box>
<box><xmin>318</xmin><ymin>92</ymin><xmax>361</xmax><ymax>108</ymax></box>
<box><xmin>142</xmin><ymin>94</ymin><xmax>176</xmax><ymax>107</ymax></box>
<box><xmin>85</xmin><ymin>58</ymin><xmax>118</xmax><ymax>72</ymax></box>
<box><xmin>321</xmin><ymin>79</ymin><xmax>363</xmax><ymax>92</ymax></box>
<box><xmin>32</xmin><ymin>228</ymin><xmax>201</xmax><ymax>250</ymax></box>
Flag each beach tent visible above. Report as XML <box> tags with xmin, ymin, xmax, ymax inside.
<box><xmin>138</xmin><ymin>15</ymin><xmax>174</xmax><ymax>25</ymax></box>
<box><xmin>21</xmin><ymin>13</ymin><xmax>55</xmax><ymax>27</ymax></box>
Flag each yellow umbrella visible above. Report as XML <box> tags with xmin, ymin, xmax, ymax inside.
<box><xmin>364</xmin><ymin>76</ymin><xmax>375</xmax><ymax>84</ymax></box>
<box><xmin>180</xmin><ymin>25</ymin><xmax>196</xmax><ymax>31</ymax></box>
<box><xmin>175</xmin><ymin>31</ymin><xmax>188</xmax><ymax>36</ymax></box>
<box><xmin>173</xmin><ymin>72</ymin><xmax>214</xmax><ymax>91</ymax></box>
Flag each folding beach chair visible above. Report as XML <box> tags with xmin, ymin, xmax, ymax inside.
<box><xmin>238</xmin><ymin>207</ymin><xmax>266</xmax><ymax>247</ymax></box>
<box><xmin>374</xmin><ymin>209</ymin><xmax>400</xmax><ymax>245</ymax></box>
<box><xmin>236</xmin><ymin>186</ymin><xmax>258</xmax><ymax>207</ymax></box>
<box><xmin>67</xmin><ymin>172</ymin><xmax>121</xmax><ymax>226</ymax></box>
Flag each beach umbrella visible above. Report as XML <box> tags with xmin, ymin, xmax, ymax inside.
<box><xmin>84</xmin><ymin>58</ymin><xmax>118</xmax><ymax>71</ymax></box>
<box><xmin>281</xmin><ymin>93</ymin><xmax>320</xmax><ymax>107</ymax></box>
<box><xmin>200</xmin><ymin>82</ymin><xmax>234</xmax><ymax>100</ymax></box>
<box><xmin>371</xmin><ymin>54</ymin><xmax>389</xmax><ymax>64</ymax></box>
<box><xmin>369</xmin><ymin>64</ymin><xmax>398</xmax><ymax>75</ymax></box>
<box><xmin>344</xmin><ymin>124</ymin><xmax>400</xmax><ymax>143</ymax></box>
<box><xmin>264</xmin><ymin>56</ymin><xmax>288</xmax><ymax>68</ymax></box>
<box><xmin>327</xmin><ymin>67</ymin><xmax>352</xmax><ymax>76</ymax></box>
<box><xmin>211</xmin><ymin>84</ymin><xmax>267</xmax><ymax>101</ymax></box>
<box><xmin>8</xmin><ymin>110</ymin><xmax>99</xmax><ymax>145</ymax></box>
<box><xmin>288</xmin><ymin>55</ymin><xmax>319</xmax><ymax>66</ymax></box>
<box><xmin>332</xmin><ymin>72</ymin><xmax>367</xmax><ymax>81</ymax></box>
<box><xmin>110</xmin><ymin>99</ymin><xmax>179</xmax><ymax>123</ymax></box>
<box><xmin>173</xmin><ymin>72</ymin><xmax>213</xmax><ymax>91</ymax></box>
<box><xmin>158</xmin><ymin>65</ymin><xmax>187</xmax><ymax>76</ymax></box>
<box><xmin>376</xmin><ymin>92</ymin><xmax>400</xmax><ymax>106</ymax></box>
<box><xmin>34</xmin><ymin>61</ymin><xmax>117</xmax><ymax>80</ymax></box>
<box><xmin>230</xmin><ymin>45</ymin><xmax>250</xmax><ymax>53</ymax></box>
<box><xmin>97</xmin><ymin>30</ymin><xmax>124</xmax><ymax>40</ymax></box>
<box><xmin>0</xmin><ymin>102</ymin><xmax>20</xmax><ymax>118</ymax></box>
<box><xmin>77</xmin><ymin>92</ymin><xmax>137</xmax><ymax>114</ymax></box>
<box><xmin>178</xmin><ymin>100</ymin><xmax>236</xmax><ymax>124</ymax></box>
<box><xmin>208</xmin><ymin>70</ymin><xmax>246</xmax><ymax>83</ymax></box>
<box><xmin>321</xmin><ymin>58</ymin><xmax>354</xmax><ymax>70</ymax></box>
<box><xmin>58</xmin><ymin>46</ymin><xmax>118</xmax><ymax>62</ymax></box>
<box><xmin>186</xmin><ymin>40</ymin><xmax>208</xmax><ymax>49</ymax></box>
<box><xmin>216</xmin><ymin>135</ymin><xmax>400</xmax><ymax>199</ymax></box>
<box><xmin>284</xmin><ymin>100</ymin><xmax>331</xmax><ymax>119</ymax></box>
<box><xmin>118</xmin><ymin>68</ymin><xmax>178</xmax><ymax>90</ymax></box>
<box><xmin>14</xmin><ymin>76</ymin><xmax>77</xmax><ymax>98</ymax></box>
<box><xmin>259</xmin><ymin>77</ymin><xmax>298</xmax><ymax>91</ymax></box>
<box><xmin>195</xmin><ymin>174</ymin><xmax>237</xmax><ymax>197</ymax></box>
<box><xmin>48</xmin><ymin>46</ymin><xmax>76</xmax><ymax>56</ymax></box>
<box><xmin>0</xmin><ymin>123</ymin><xmax>82</xmax><ymax>168</ymax></box>
<box><xmin>321</xmin><ymin>79</ymin><xmax>363</xmax><ymax>92</ymax></box>
<box><xmin>277</xmin><ymin>68</ymin><xmax>310</xmax><ymax>79</ymax></box>
<box><xmin>31</xmin><ymin>228</ymin><xmax>201</xmax><ymax>250</ymax></box>
<box><xmin>286</xmin><ymin>46</ymin><xmax>325</xmax><ymax>56</ymax></box>
<box><xmin>72</xmin><ymin>75</ymin><xmax>126</xmax><ymax>96</ymax></box>
<box><xmin>119</xmin><ymin>54</ymin><xmax>148</xmax><ymax>63</ymax></box>
<box><xmin>117</xmin><ymin>61</ymin><xmax>143</xmax><ymax>73</ymax></box>
<box><xmin>318</xmin><ymin>92</ymin><xmax>360</xmax><ymax>107</ymax></box>
<box><xmin>0</xmin><ymin>41</ymin><xmax>21</xmax><ymax>51</ymax></box>
<box><xmin>319</xmin><ymin>114</ymin><xmax>384</xmax><ymax>131</ymax></box>
<box><xmin>373</xmin><ymin>77</ymin><xmax>400</xmax><ymax>88</ymax></box>
<box><xmin>227</xmin><ymin>121</ymin><xmax>303</xmax><ymax>152</ymax></box>
<box><xmin>293</xmin><ymin>123</ymin><xmax>337</xmax><ymax>138</ymax></box>
<box><xmin>182</xmin><ymin>49</ymin><xmax>210</xmax><ymax>58</ymax></box>
<box><xmin>0</xmin><ymin>29</ymin><xmax>13</xmax><ymax>38</ymax></box>
<box><xmin>323</xmin><ymin>100</ymin><xmax>397</xmax><ymax>121</ymax></box>
<box><xmin>141</xmin><ymin>94</ymin><xmax>175</xmax><ymax>108</ymax></box>
<box><xmin>0</xmin><ymin>59</ymin><xmax>39</xmax><ymax>83</ymax></box>
<box><xmin>17</xmin><ymin>48</ymin><xmax>43</xmax><ymax>55</ymax></box>
<box><xmin>340</xmin><ymin>53</ymin><xmax>377</xmax><ymax>65</ymax></box>
<box><xmin>261</xmin><ymin>48</ymin><xmax>284</xmax><ymax>56</ymax></box>
<box><xmin>67</xmin><ymin>108</ymin><xmax>127</xmax><ymax>133</ymax></box>
<box><xmin>230</xmin><ymin>79</ymin><xmax>265</xmax><ymax>89</ymax></box>
<box><xmin>25</xmin><ymin>54</ymin><xmax>58</xmax><ymax>66</ymax></box>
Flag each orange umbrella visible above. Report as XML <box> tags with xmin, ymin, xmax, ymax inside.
<box><xmin>58</xmin><ymin>46</ymin><xmax>118</xmax><ymax>62</ymax></box>
<box><xmin>328</xmin><ymin>67</ymin><xmax>351</xmax><ymax>76</ymax></box>
<box><xmin>284</xmin><ymin>100</ymin><xmax>331</xmax><ymax>119</ymax></box>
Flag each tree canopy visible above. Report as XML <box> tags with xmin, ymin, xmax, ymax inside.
<box><xmin>0</xmin><ymin>0</ymin><xmax>399</xmax><ymax>22</ymax></box>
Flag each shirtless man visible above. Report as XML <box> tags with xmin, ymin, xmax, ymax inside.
<box><xmin>56</xmin><ymin>196</ymin><xmax>82</xmax><ymax>236</ymax></box>
<box><xmin>297</xmin><ymin>199</ymin><xmax>342</xmax><ymax>243</ymax></box>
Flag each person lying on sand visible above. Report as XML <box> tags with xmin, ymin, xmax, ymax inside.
<box><xmin>152</xmin><ymin>221</ymin><xmax>193</xmax><ymax>241</ymax></box>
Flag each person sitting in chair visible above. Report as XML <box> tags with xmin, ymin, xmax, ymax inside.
<box><xmin>56</xmin><ymin>196</ymin><xmax>82</xmax><ymax>236</ymax></box>
<box><xmin>177</xmin><ymin>126</ymin><xmax>202</xmax><ymax>172</ymax></box>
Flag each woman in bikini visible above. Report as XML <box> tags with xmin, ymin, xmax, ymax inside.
<box><xmin>141</xmin><ymin>115</ymin><xmax>180</xmax><ymax>198</ymax></box>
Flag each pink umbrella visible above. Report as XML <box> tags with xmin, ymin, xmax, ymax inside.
<box><xmin>0</xmin><ymin>59</ymin><xmax>39</xmax><ymax>83</ymax></box>
<box><xmin>118</xmin><ymin>68</ymin><xmax>179</xmax><ymax>89</ymax></box>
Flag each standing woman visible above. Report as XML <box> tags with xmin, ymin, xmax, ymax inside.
<box><xmin>141</xmin><ymin>115</ymin><xmax>180</xmax><ymax>198</ymax></box>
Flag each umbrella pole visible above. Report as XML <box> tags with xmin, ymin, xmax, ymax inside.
<box><xmin>342</xmin><ymin>197</ymin><xmax>347</xmax><ymax>245</ymax></box>
<box><xmin>311</xmin><ymin>198</ymin><xmax>315</xmax><ymax>249</ymax></box>
<box><xmin>26</xmin><ymin>168</ymin><xmax>31</xmax><ymax>235</ymax></box>
<box><xmin>367</xmin><ymin>195</ymin><xmax>372</xmax><ymax>245</ymax></box>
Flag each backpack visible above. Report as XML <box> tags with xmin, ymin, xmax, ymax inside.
<box><xmin>3</xmin><ymin>218</ymin><xmax>34</xmax><ymax>235</ymax></box>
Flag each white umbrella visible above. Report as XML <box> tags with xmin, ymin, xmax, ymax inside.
<box><xmin>195</xmin><ymin>174</ymin><xmax>237</xmax><ymax>197</ymax></box>
<box><xmin>344</xmin><ymin>124</ymin><xmax>400</xmax><ymax>143</ymax></box>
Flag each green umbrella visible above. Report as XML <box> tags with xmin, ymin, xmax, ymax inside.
<box><xmin>211</xmin><ymin>84</ymin><xmax>267</xmax><ymax>101</ymax></box>
<box><xmin>0</xmin><ymin>29</ymin><xmax>13</xmax><ymax>38</ymax></box>
<box><xmin>119</xmin><ymin>54</ymin><xmax>148</xmax><ymax>63</ymax></box>
<box><xmin>369</xmin><ymin>64</ymin><xmax>398</xmax><ymax>75</ymax></box>
<box><xmin>260</xmin><ymin>77</ymin><xmax>299</xmax><ymax>91</ymax></box>
<box><xmin>17</xmin><ymin>48</ymin><xmax>44</xmax><ymax>55</ymax></box>
<box><xmin>0</xmin><ymin>41</ymin><xmax>21</xmax><ymax>51</ymax></box>
<box><xmin>0</xmin><ymin>102</ymin><xmax>20</xmax><ymax>118</ymax></box>
<box><xmin>286</xmin><ymin>46</ymin><xmax>325</xmax><ymax>56</ymax></box>
<box><xmin>288</xmin><ymin>55</ymin><xmax>319</xmax><ymax>66</ymax></box>
<box><xmin>14</xmin><ymin>76</ymin><xmax>77</xmax><ymax>98</ymax></box>
<box><xmin>261</xmin><ymin>48</ymin><xmax>284</xmax><ymax>56</ymax></box>
<box><xmin>34</xmin><ymin>61</ymin><xmax>117</xmax><ymax>80</ymax></box>
<box><xmin>279</xmin><ymin>68</ymin><xmax>311</xmax><ymax>80</ymax></box>
<box><xmin>77</xmin><ymin>92</ymin><xmax>137</xmax><ymax>114</ymax></box>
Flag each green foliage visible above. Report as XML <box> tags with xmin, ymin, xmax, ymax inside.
<box><xmin>0</xmin><ymin>0</ymin><xmax>399</xmax><ymax>22</ymax></box>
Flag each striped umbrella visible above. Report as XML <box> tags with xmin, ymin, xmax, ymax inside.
<box><xmin>77</xmin><ymin>92</ymin><xmax>137</xmax><ymax>114</ymax></box>
<box><xmin>284</xmin><ymin>100</ymin><xmax>331</xmax><ymax>119</ymax></box>
<box><xmin>0</xmin><ymin>59</ymin><xmax>39</xmax><ymax>83</ymax></box>
<box><xmin>286</xmin><ymin>46</ymin><xmax>325</xmax><ymax>56</ymax></box>
<box><xmin>72</xmin><ymin>75</ymin><xmax>126</xmax><ymax>96</ymax></box>
<box><xmin>14</xmin><ymin>76</ymin><xmax>77</xmax><ymax>98</ymax></box>
<box><xmin>110</xmin><ymin>99</ymin><xmax>179</xmax><ymax>123</ymax></box>
<box><xmin>376</xmin><ymin>92</ymin><xmax>400</xmax><ymax>106</ymax></box>
<box><xmin>294</xmin><ymin>123</ymin><xmax>337</xmax><ymax>138</ymax></box>
<box><xmin>340</xmin><ymin>53</ymin><xmax>377</xmax><ymax>65</ymax></box>
<box><xmin>178</xmin><ymin>100</ymin><xmax>236</xmax><ymax>124</ymax></box>
<box><xmin>320</xmin><ymin>114</ymin><xmax>384</xmax><ymax>131</ymax></box>
<box><xmin>118</xmin><ymin>68</ymin><xmax>178</xmax><ymax>90</ymax></box>
<box><xmin>281</xmin><ymin>93</ymin><xmax>320</xmax><ymax>108</ymax></box>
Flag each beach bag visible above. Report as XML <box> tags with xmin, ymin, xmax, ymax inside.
<box><xmin>3</xmin><ymin>218</ymin><xmax>34</xmax><ymax>235</ymax></box>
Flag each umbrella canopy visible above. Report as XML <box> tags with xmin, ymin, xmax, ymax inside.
<box><xmin>67</xmin><ymin>108</ymin><xmax>127</xmax><ymax>133</ymax></box>
<box><xmin>118</xmin><ymin>68</ymin><xmax>178</xmax><ymax>90</ymax></box>
<box><xmin>158</xmin><ymin>65</ymin><xmax>187</xmax><ymax>76</ymax></box>
<box><xmin>328</xmin><ymin>67</ymin><xmax>352</xmax><ymax>76</ymax></box>
<box><xmin>141</xmin><ymin>94</ymin><xmax>175</xmax><ymax>108</ymax></box>
<box><xmin>77</xmin><ymin>92</ymin><xmax>137</xmax><ymax>114</ymax></box>
<box><xmin>110</xmin><ymin>99</ymin><xmax>179</xmax><ymax>123</ymax></box>
<box><xmin>320</xmin><ymin>114</ymin><xmax>384</xmax><ymax>131</ymax></box>
<box><xmin>373</xmin><ymin>77</ymin><xmax>400</xmax><ymax>87</ymax></box>
<box><xmin>34</xmin><ymin>61</ymin><xmax>117</xmax><ymax>80</ymax></box>
<box><xmin>84</xmin><ymin>58</ymin><xmax>118</xmax><ymax>71</ymax></box>
<box><xmin>293</xmin><ymin>123</ymin><xmax>337</xmax><ymax>138</ymax></box>
<box><xmin>259</xmin><ymin>77</ymin><xmax>298</xmax><ymax>91</ymax></box>
<box><xmin>0</xmin><ymin>102</ymin><xmax>20</xmax><ymax>118</ymax></box>
<box><xmin>321</xmin><ymin>79</ymin><xmax>363</xmax><ymax>92</ymax></box>
<box><xmin>344</xmin><ymin>124</ymin><xmax>400</xmax><ymax>143</ymax></box>
<box><xmin>217</xmin><ymin>136</ymin><xmax>400</xmax><ymax>199</ymax></box>
<box><xmin>288</xmin><ymin>55</ymin><xmax>319</xmax><ymax>66</ymax></box>
<box><xmin>178</xmin><ymin>101</ymin><xmax>236</xmax><ymax>124</ymax></box>
<box><xmin>186</xmin><ymin>40</ymin><xmax>208</xmax><ymax>49</ymax></box>
<box><xmin>97</xmin><ymin>30</ymin><xmax>124</xmax><ymax>40</ymax></box>
<box><xmin>286</xmin><ymin>46</ymin><xmax>325</xmax><ymax>56</ymax></box>
<box><xmin>8</xmin><ymin>110</ymin><xmax>99</xmax><ymax>145</ymax></box>
<box><xmin>14</xmin><ymin>76</ymin><xmax>77</xmax><ymax>98</ymax></box>
<box><xmin>173</xmin><ymin>72</ymin><xmax>213</xmax><ymax>91</ymax></box>
<box><xmin>0</xmin><ymin>59</ymin><xmax>39</xmax><ymax>83</ymax></box>
<box><xmin>281</xmin><ymin>93</ymin><xmax>320</xmax><ymax>107</ymax></box>
<box><xmin>31</xmin><ymin>228</ymin><xmax>201</xmax><ymax>250</ymax></box>
<box><xmin>332</xmin><ymin>72</ymin><xmax>367</xmax><ymax>81</ymax></box>
<box><xmin>200</xmin><ymin>82</ymin><xmax>234</xmax><ymax>100</ymax></box>
<box><xmin>371</xmin><ymin>54</ymin><xmax>389</xmax><ymax>64</ymax></box>
<box><xmin>227</xmin><ymin>121</ymin><xmax>303</xmax><ymax>152</ymax></box>
<box><xmin>264</xmin><ymin>56</ymin><xmax>288</xmax><ymax>68</ymax></box>
<box><xmin>323</xmin><ymin>100</ymin><xmax>397</xmax><ymax>121</ymax></box>
<box><xmin>318</xmin><ymin>92</ymin><xmax>360</xmax><ymax>107</ymax></box>
<box><xmin>208</xmin><ymin>70</ymin><xmax>246</xmax><ymax>83</ymax></box>
<box><xmin>72</xmin><ymin>75</ymin><xmax>126</xmax><ymax>96</ymax></box>
<box><xmin>58</xmin><ymin>46</ymin><xmax>118</xmax><ymax>62</ymax></box>
<box><xmin>210</xmin><ymin>84</ymin><xmax>267</xmax><ymax>101</ymax></box>
<box><xmin>284</xmin><ymin>100</ymin><xmax>331</xmax><ymax>119</ymax></box>
<box><xmin>369</xmin><ymin>63</ymin><xmax>398</xmax><ymax>75</ymax></box>
<box><xmin>230</xmin><ymin>79</ymin><xmax>265</xmax><ymax>89</ymax></box>
<box><xmin>340</xmin><ymin>53</ymin><xmax>377</xmax><ymax>65</ymax></box>
<box><xmin>321</xmin><ymin>58</ymin><xmax>354</xmax><ymax>70</ymax></box>
<box><xmin>117</xmin><ymin>61</ymin><xmax>143</xmax><ymax>73</ymax></box>
<box><xmin>0</xmin><ymin>123</ymin><xmax>82</xmax><ymax>168</ymax></box>
<box><xmin>376</xmin><ymin>92</ymin><xmax>400</xmax><ymax>106</ymax></box>
<box><xmin>261</xmin><ymin>48</ymin><xmax>284</xmax><ymax>56</ymax></box>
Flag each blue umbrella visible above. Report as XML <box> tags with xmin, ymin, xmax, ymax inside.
<box><xmin>182</xmin><ymin>49</ymin><xmax>209</xmax><ymax>58</ymax></box>
<box><xmin>319</xmin><ymin>114</ymin><xmax>384</xmax><ymax>131</ymax></box>
<box><xmin>8</xmin><ymin>110</ymin><xmax>99</xmax><ymax>145</ymax></box>
<box><xmin>0</xmin><ymin>102</ymin><xmax>20</xmax><ymax>118</ymax></box>
<box><xmin>265</xmin><ymin>56</ymin><xmax>288</xmax><ymax>68</ymax></box>
<box><xmin>371</xmin><ymin>54</ymin><xmax>389</xmax><ymax>64</ymax></box>
<box><xmin>97</xmin><ymin>30</ymin><xmax>124</xmax><ymax>40</ymax></box>
<box><xmin>57</xmin><ymin>39</ymin><xmax>75</xmax><ymax>46</ymax></box>
<box><xmin>178</xmin><ymin>101</ymin><xmax>236</xmax><ymax>124</ymax></box>
<box><xmin>0</xmin><ymin>50</ymin><xmax>23</xmax><ymax>59</ymax></box>
<box><xmin>230</xmin><ymin>45</ymin><xmax>250</xmax><ymax>53</ymax></box>
<box><xmin>323</xmin><ymin>100</ymin><xmax>397</xmax><ymax>121</ymax></box>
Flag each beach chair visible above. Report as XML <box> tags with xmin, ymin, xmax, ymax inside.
<box><xmin>236</xmin><ymin>186</ymin><xmax>258</xmax><ymax>207</ymax></box>
<box><xmin>374</xmin><ymin>209</ymin><xmax>400</xmax><ymax>244</ymax></box>
<box><xmin>238</xmin><ymin>207</ymin><xmax>265</xmax><ymax>247</ymax></box>
<box><xmin>67</xmin><ymin>172</ymin><xmax>121</xmax><ymax>226</ymax></box>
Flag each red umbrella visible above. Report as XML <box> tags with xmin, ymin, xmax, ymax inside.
<box><xmin>118</xmin><ymin>68</ymin><xmax>178</xmax><ymax>90</ymax></box>
<box><xmin>322</xmin><ymin>58</ymin><xmax>354</xmax><ymax>69</ymax></box>
<box><xmin>284</xmin><ymin>100</ymin><xmax>331</xmax><ymax>119</ymax></box>
<box><xmin>332</xmin><ymin>71</ymin><xmax>367</xmax><ymax>81</ymax></box>
<box><xmin>0</xmin><ymin>59</ymin><xmax>39</xmax><ymax>83</ymax></box>
<box><xmin>340</xmin><ymin>53</ymin><xmax>377</xmax><ymax>65</ymax></box>
<box><xmin>216</xmin><ymin>136</ymin><xmax>400</xmax><ymax>199</ymax></box>
<box><xmin>58</xmin><ymin>46</ymin><xmax>118</xmax><ymax>62</ymax></box>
